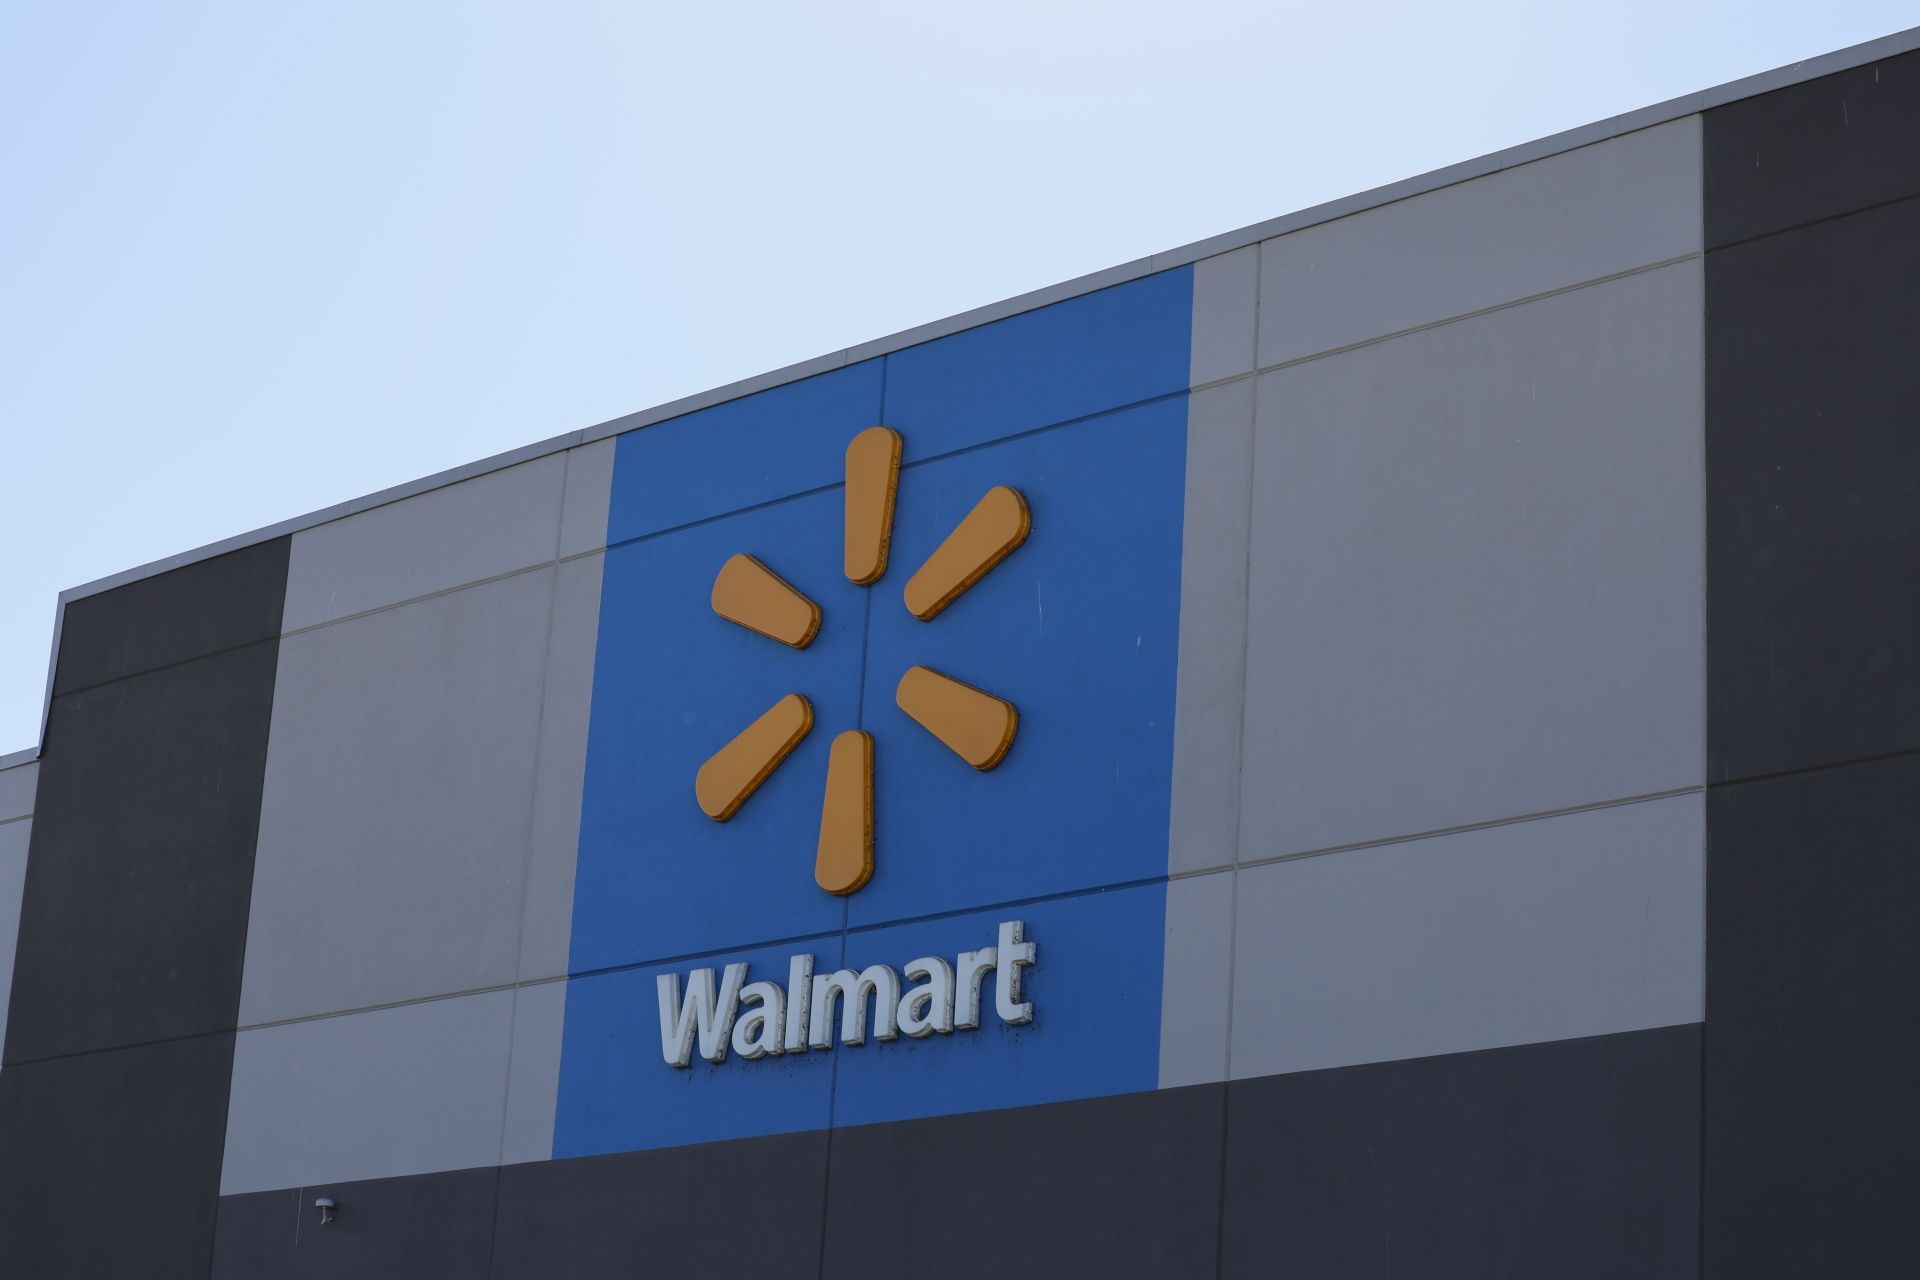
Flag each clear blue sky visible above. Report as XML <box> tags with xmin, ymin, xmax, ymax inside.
<box><xmin>2</xmin><ymin>3</ymin><xmax>1913</xmax><ymax>753</ymax></box>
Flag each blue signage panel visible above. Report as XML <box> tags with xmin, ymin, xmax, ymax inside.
<box><xmin>559</xmin><ymin>267</ymin><xmax>1192</xmax><ymax>1156</ymax></box>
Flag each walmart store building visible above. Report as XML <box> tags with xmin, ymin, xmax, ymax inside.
<box><xmin>5</xmin><ymin>31</ymin><xmax>1920</xmax><ymax>1278</ymax></box>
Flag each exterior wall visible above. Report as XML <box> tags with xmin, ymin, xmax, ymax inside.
<box><xmin>1700</xmin><ymin>50</ymin><xmax>1920</xmax><ymax>1277</ymax></box>
<box><xmin>0</xmin><ymin>34</ymin><xmax>1916</xmax><ymax>1279</ymax></box>
<box><xmin>0</xmin><ymin>541</ymin><xmax>287</xmax><ymax>1277</ymax></box>
<box><xmin>224</xmin><ymin>449</ymin><xmax>604</xmax><ymax>1194</ymax></box>
<box><xmin>0</xmin><ymin>761</ymin><xmax>32</xmax><ymax>1085</ymax></box>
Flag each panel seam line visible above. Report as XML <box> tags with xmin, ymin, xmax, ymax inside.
<box><xmin>1246</xmin><ymin>251</ymin><xmax>1701</xmax><ymax>379</ymax></box>
<box><xmin>1226</xmin><ymin>784</ymin><xmax>1706</xmax><ymax>874</ymax></box>
<box><xmin>1704</xmin><ymin>185</ymin><xmax>1920</xmax><ymax>254</ymax></box>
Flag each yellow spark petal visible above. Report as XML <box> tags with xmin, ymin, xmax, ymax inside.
<box><xmin>844</xmin><ymin>426</ymin><xmax>903</xmax><ymax>586</ymax></box>
<box><xmin>711</xmin><ymin>554</ymin><xmax>821</xmax><ymax>649</ymax></box>
<box><xmin>815</xmin><ymin>730</ymin><xmax>874</xmax><ymax>895</ymax></box>
<box><xmin>895</xmin><ymin>665</ymin><xmax>1018</xmax><ymax>771</ymax></box>
<box><xmin>901</xmin><ymin>486</ymin><xmax>1030</xmax><ymax>621</ymax></box>
<box><xmin>695</xmin><ymin>693</ymin><xmax>813</xmax><ymax>821</ymax></box>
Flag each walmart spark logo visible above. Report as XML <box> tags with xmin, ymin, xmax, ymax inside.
<box><xmin>692</xmin><ymin>427</ymin><xmax>1029</xmax><ymax>896</ymax></box>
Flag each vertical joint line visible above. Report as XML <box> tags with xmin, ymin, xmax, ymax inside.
<box><xmin>854</xmin><ymin>589</ymin><xmax>874</xmax><ymax>726</ymax></box>
<box><xmin>816</xmin><ymin>931</ymin><xmax>847</xmax><ymax>1278</ymax></box>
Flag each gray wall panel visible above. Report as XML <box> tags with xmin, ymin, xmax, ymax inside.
<box><xmin>1258</xmin><ymin>117</ymin><xmax>1701</xmax><ymax>366</ymax></box>
<box><xmin>1158</xmin><ymin>867</ymin><xmax>1234</xmax><ymax>1089</ymax></box>
<box><xmin>281</xmin><ymin>454</ymin><xmax>565</xmax><ymax>631</ymax></box>
<box><xmin>501</xmin><ymin>979</ymin><xmax>566</xmax><ymax>1166</ymax></box>
<box><xmin>0</xmin><ymin>761</ymin><xmax>35</xmax><ymax>822</ymax></box>
<box><xmin>557</xmin><ymin>439</ymin><xmax>615</xmax><ymax>558</ymax></box>
<box><xmin>1190</xmin><ymin>244</ymin><xmax>1258</xmax><ymax>385</ymax></box>
<box><xmin>0</xmin><ymin>821</ymin><xmax>26</xmax><ymax>1068</ymax></box>
<box><xmin>519</xmin><ymin>553</ymin><xmax>601</xmax><ymax>983</ymax></box>
<box><xmin>221</xmin><ymin>990</ymin><xmax>515</xmax><ymax>1194</ymax></box>
<box><xmin>1230</xmin><ymin>794</ymin><xmax>1703</xmax><ymax>1080</ymax></box>
<box><xmin>241</xmin><ymin>570</ymin><xmax>555</xmax><ymax>1025</ymax></box>
<box><xmin>1170</xmin><ymin>378</ymin><xmax>1254</xmax><ymax>876</ymax></box>
<box><xmin>1242</xmin><ymin>261</ymin><xmax>1704</xmax><ymax>859</ymax></box>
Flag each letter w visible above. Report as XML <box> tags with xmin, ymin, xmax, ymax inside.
<box><xmin>657</xmin><ymin>963</ymin><xmax>748</xmax><ymax>1067</ymax></box>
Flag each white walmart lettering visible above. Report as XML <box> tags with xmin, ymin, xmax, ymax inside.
<box><xmin>655</xmin><ymin>921</ymin><xmax>1036</xmax><ymax>1067</ymax></box>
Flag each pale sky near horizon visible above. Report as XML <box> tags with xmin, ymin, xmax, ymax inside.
<box><xmin>2</xmin><ymin>3</ymin><xmax>1914</xmax><ymax>754</ymax></box>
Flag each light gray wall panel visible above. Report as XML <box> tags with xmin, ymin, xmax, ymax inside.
<box><xmin>1241</xmin><ymin>261</ymin><xmax>1703</xmax><ymax>859</ymax></box>
<box><xmin>0</xmin><ymin>762</ymin><xmax>36</xmax><ymax>823</ymax></box>
<box><xmin>501</xmin><ymin>979</ymin><xmax>566</xmax><ymax>1165</ymax></box>
<box><xmin>1258</xmin><ymin>117</ymin><xmax>1701</xmax><ymax>367</ymax></box>
<box><xmin>558</xmin><ymin>439</ymin><xmax>615</xmax><ymax>559</ymax></box>
<box><xmin>241</xmin><ymin>570</ymin><xmax>555</xmax><ymax>1025</ymax></box>
<box><xmin>1230</xmin><ymin>793</ymin><xmax>1703</xmax><ymax>1080</ymax></box>
<box><xmin>1190</xmin><ymin>245</ymin><xmax>1258</xmax><ymax>386</ymax></box>
<box><xmin>1171</xmin><ymin>379</ymin><xmax>1254</xmax><ymax>876</ymax></box>
<box><xmin>0</xmin><ymin>821</ymin><xmax>28</xmax><ymax>1063</ymax></box>
<box><xmin>1158</xmin><ymin>868</ymin><xmax>1234</xmax><ymax>1089</ymax></box>
<box><xmin>519</xmin><ymin>553</ymin><xmax>601</xmax><ymax>982</ymax></box>
<box><xmin>220</xmin><ymin>989</ymin><xmax>515</xmax><ymax>1193</ymax></box>
<box><xmin>282</xmin><ymin>454</ymin><xmax>565</xmax><ymax>630</ymax></box>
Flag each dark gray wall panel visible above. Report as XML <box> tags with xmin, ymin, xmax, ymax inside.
<box><xmin>1220</xmin><ymin>1027</ymin><xmax>1700</xmax><ymax>1280</ymax></box>
<box><xmin>0</xmin><ymin>819</ymin><xmax>28</xmax><ymax>1059</ymax></box>
<box><xmin>6</xmin><ymin>638</ymin><xmax>282</xmax><ymax>1063</ymax></box>
<box><xmin>1704</xmin><ymin>754</ymin><xmax>1920</xmax><ymax>1277</ymax></box>
<box><xmin>1705</xmin><ymin>196</ymin><xmax>1920</xmax><ymax>782</ymax></box>
<box><xmin>1704</xmin><ymin>47</ymin><xmax>1920</xmax><ymax>249</ymax></box>
<box><xmin>492</xmin><ymin>1131</ymin><xmax>828</xmax><ymax>1279</ymax></box>
<box><xmin>822</xmin><ymin>1085</ymin><xmax>1225</xmax><ymax>1280</ymax></box>
<box><xmin>0</xmin><ymin>1033</ymin><xmax>235</xmax><ymax>1278</ymax></box>
<box><xmin>52</xmin><ymin>538</ymin><xmax>289</xmax><ymax>696</ymax></box>
<box><xmin>210</xmin><ymin>1167</ymin><xmax>498</xmax><ymax>1279</ymax></box>
<box><xmin>211</xmin><ymin>1189</ymin><xmax>299</xmax><ymax>1275</ymax></box>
